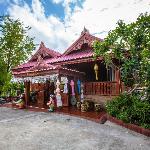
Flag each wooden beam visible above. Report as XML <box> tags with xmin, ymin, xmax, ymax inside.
<box><xmin>24</xmin><ymin>81</ymin><xmax>30</xmax><ymax>107</ymax></box>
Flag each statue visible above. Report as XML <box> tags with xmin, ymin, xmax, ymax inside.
<box><xmin>70</xmin><ymin>80</ymin><xmax>77</xmax><ymax>106</ymax></box>
<box><xmin>94</xmin><ymin>63</ymin><xmax>99</xmax><ymax>80</ymax></box>
<box><xmin>55</xmin><ymin>79</ymin><xmax>62</xmax><ymax>107</ymax></box>
<box><xmin>47</xmin><ymin>95</ymin><xmax>55</xmax><ymax>112</ymax></box>
<box><xmin>63</xmin><ymin>78</ymin><xmax>68</xmax><ymax>94</ymax></box>
<box><xmin>14</xmin><ymin>94</ymin><xmax>25</xmax><ymax>109</ymax></box>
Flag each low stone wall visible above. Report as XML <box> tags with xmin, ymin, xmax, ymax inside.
<box><xmin>107</xmin><ymin>114</ymin><xmax>150</xmax><ymax>137</ymax></box>
<box><xmin>84</xmin><ymin>95</ymin><xmax>116</xmax><ymax>106</ymax></box>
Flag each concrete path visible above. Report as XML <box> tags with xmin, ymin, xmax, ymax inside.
<box><xmin>0</xmin><ymin>107</ymin><xmax>149</xmax><ymax>150</ymax></box>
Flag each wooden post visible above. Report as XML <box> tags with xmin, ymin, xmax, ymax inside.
<box><xmin>74</xmin><ymin>76</ymin><xmax>78</xmax><ymax>96</ymax></box>
<box><xmin>38</xmin><ymin>91</ymin><xmax>44</xmax><ymax>108</ymax></box>
<box><xmin>24</xmin><ymin>81</ymin><xmax>30</xmax><ymax>108</ymax></box>
<box><xmin>115</xmin><ymin>67</ymin><xmax>121</xmax><ymax>95</ymax></box>
<box><xmin>37</xmin><ymin>83</ymin><xmax>45</xmax><ymax>108</ymax></box>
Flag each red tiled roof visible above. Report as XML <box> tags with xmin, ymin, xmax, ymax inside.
<box><xmin>29</xmin><ymin>62</ymin><xmax>55</xmax><ymax>71</ymax></box>
<box><xmin>13</xmin><ymin>61</ymin><xmax>57</xmax><ymax>75</ymax></box>
<box><xmin>46</xmin><ymin>49</ymin><xmax>93</xmax><ymax>64</ymax></box>
<box><xmin>13</xmin><ymin>42</ymin><xmax>61</xmax><ymax>70</ymax></box>
<box><xmin>12</xmin><ymin>29</ymin><xmax>102</xmax><ymax>74</ymax></box>
<box><xmin>13</xmin><ymin>63</ymin><xmax>85</xmax><ymax>76</ymax></box>
<box><xmin>13</xmin><ymin>49</ymin><xmax>93</xmax><ymax>71</ymax></box>
<box><xmin>13</xmin><ymin>61</ymin><xmax>36</xmax><ymax>70</ymax></box>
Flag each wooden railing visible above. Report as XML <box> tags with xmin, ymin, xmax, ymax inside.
<box><xmin>84</xmin><ymin>81</ymin><xmax>120</xmax><ymax>96</ymax></box>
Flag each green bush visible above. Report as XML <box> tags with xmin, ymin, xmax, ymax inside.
<box><xmin>106</xmin><ymin>93</ymin><xmax>150</xmax><ymax>129</ymax></box>
<box><xmin>116</xmin><ymin>111</ymin><xmax>130</xmax><ymax>123</ymax></box>
<box><xmin>141</xmin><ymin>123</ymin><xmax>150</xmax><ymax>129</ymax></box>
<box><xmin>131</xmin><ymin>99</ymin><xmax>150</xmax><ymax>125</ymax></box>
<box><xmin>1</xmin><ymin>82</ymin><xmax>24</xmax><ymax>97</ymax></box>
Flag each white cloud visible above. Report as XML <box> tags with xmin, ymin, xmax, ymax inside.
<box><xmin>8</xmin><ymin>0</ymin><xmax>71</xmax><ymax>53</ymax></box>
<box><xmin>7</xmin><ymin>0</ymin><xmax>150</xmax><ymax>54</ymax></box>
<box><xmin>65</xmin><ymin>0</ymin><xmax>150</xmax><ymax>38</ymax></box>
<box><xmin>52</xmin><ymin>0</ymin><xmax>63</xmax><ymax>4</ymax></box>
<box><xmin>52</xmin><ymin>0</ymin><xmax>76</xmax><ymax>4</ymax></box>
<box><xmin>12</xmin><ymin>0</ymin><xmax>19</xmax><ymax>4</ymax></box>
<box><xmin>32</xmin><ymin>0</ymin><xmax>45</xmax><ymax>20</ymax></box>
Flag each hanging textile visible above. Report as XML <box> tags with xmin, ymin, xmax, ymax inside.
<box><xmin>94</xmin><ymin>63</ymin><xmax>99</xmax><ymax>80</ymax></box>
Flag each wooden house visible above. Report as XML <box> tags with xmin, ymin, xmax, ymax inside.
<box><xmin>12</xmin><ymin>28</ymin><xmax>122</xmax><ymax>108</ymax></box>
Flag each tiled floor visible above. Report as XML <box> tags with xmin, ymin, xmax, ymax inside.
<box><xmin>0</xmin><ymin>103</ymin><xmax>106</xmax><ymax>123</ymax></box>
<box><xmin>55</xmin><ymin>107</ymin><xmax>106</xmax><ymax>123</ymax></box>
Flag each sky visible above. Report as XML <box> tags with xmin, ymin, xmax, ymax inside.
<box><xmin>0</xmin><ymin>0</ymin><xmax>149</xmax><ymax>53</ymax></box>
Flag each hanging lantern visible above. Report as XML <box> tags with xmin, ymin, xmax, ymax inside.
<box><xmin>94</xmin><ymin>63</ymin><xmax>99</xmax><ymax>80</ymax></box>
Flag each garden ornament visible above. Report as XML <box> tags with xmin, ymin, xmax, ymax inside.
<box><xmin>47</xmin><ymin>95</ymin><xmax>55</xmax><ymax>112</ymax></box>
<box><xmin>94</xmin><ymin>63</ymin><xmax>99</xmax><ymax>80</ymax></box>
<box><xmin>63</xmin><ymin>78</ymin><xmax>68</xmax><ymax>94</ymax></box>
<box><xmin>56</xmin><ymin>79</ymin><xmax>62</xmax><ymax>107</ymax></box>
<box><xmin>70</xmin><ymin>80</ymin><xmax>77</xmax><ymax>106</ymax></box>
<box><xmin>15</xmin><ymin>98</ymin><xmax>25</xmax><ymax>109</ymax></box>
<box><xmin>77</xmin><ymin>79</ymin><xmax>81</xmax><ymax>94</ymax></box>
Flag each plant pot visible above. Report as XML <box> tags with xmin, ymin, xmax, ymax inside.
<box><xmin>83</xmin><ymin>100</ymin><xmax>94</xmax><ymax>111</ymax></box>
<box><xmin>94</xmin><ymin>103</ymin><xmax>102</xmax><ymax>112</ymax></box>
<box><xmin>77</xmin><ymin>102</ymin><xmax>81</xmax><ymax>110</ymax></box>
<box><xmin>81</xmin><ymin>103</ymin><xmax>88</xmax><ymax>112</ymax></box>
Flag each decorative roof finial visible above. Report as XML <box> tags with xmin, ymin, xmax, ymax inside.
<box><xmin>81</xmin><ymin>26</ymin><xmax>89</xmax><ymax>35</ymax></box>
<box><xmin>40</xmin><ymin>41</ymin><xmax>45</xmax><ymax>48</ymax></box>
<box><xmin>37</xmin><ymin>54</ymin><xmax>43</xmax><ymax>65</ymax></box>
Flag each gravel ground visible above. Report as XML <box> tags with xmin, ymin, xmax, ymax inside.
<box><xmin>0</xmin><ymin>107</ymin><xmax>149</xmax><ymax>150</ymax></box>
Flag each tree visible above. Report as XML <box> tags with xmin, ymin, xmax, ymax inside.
<box><xmin>0</xmin><ymin>16</ymin><xmax>35</xmax><ymax>94</ymax></box>
<box><xmin>0</xmin><ymin>16</ymin><xmax>35</xmax><ymax>73</ymax></box>
<box><xmin>93</xmin><ymin>13</ymin><xmax>150</xmax><ymax>100</ymax></box>
<box><xmin>0</xmin><ymin>61</ymin><xmax>7</xmax><ymax>95</ymax></box>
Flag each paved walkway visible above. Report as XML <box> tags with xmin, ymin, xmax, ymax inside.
<box><xmin>0</xmin><ymin>107</ymin><xmax>149</xmax><ymax>150</ymax></box>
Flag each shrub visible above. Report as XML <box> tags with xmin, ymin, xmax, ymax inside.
<box><xmin>106</xmin><ymin>93</ymin><xmax>150</xmax><ymax>129</ymax></box>
<box><xmin>141</xmin><ymin>123</ymin><xmax>150</xmax><ymax>129</ymax></box>
<box><xmin>116</xmin><ymin>111</ymin><xmax>130</xmax><ymax>123</ymax></box>
<box><xmin>131</xmin><ymin>99</ymin><xmax>150</xmax><ymax>125</ymax></box>
<box><xmin>106</xmin><ymin>93</ymin><xmax>133</xmax><ymax>116</ymax></box>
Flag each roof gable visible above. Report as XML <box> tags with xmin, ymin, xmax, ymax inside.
<box><xmin>29</xmin><ymin>42</ymin><xmax>61</xmax><ymax>62</ymax></box>
<box><xmin>29</xmin><ymin>56</ymin><xmax>55</xmax><ymax>71</ymax></box>
<box><xmin>63</xmin><ymin>28</ymin><xmax>102</xmax><ymax>56</ymax></box>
